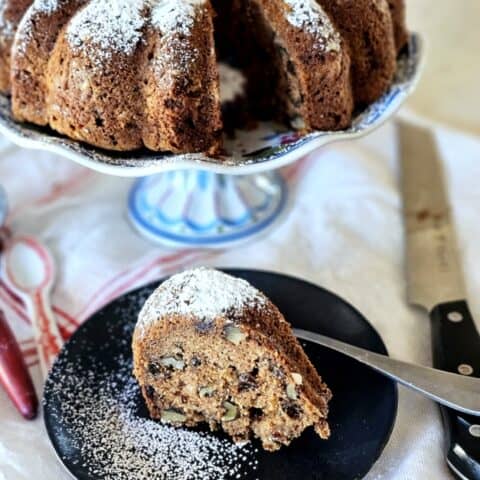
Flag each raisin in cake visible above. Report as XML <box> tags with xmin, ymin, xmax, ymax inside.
<box><xmin>0</xmin><ymin>0</ymin><xmax>408</xmax><ymax>154</ymax></box>
<box><xmin>132</xmin><ymin>268</ymin><xmax>332</xmax><ymax>451</ymax></box>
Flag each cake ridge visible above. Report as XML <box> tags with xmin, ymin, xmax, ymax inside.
<box><xmin>149</xmin><ymin>0</ymin><xmax>208</xmax><ymax>83</ymax></box>
<box><xmin>14</xmin><ymin>0</ymin><xmax>77</xmax><ymax>56</ymax></box>
<box><xmin>150</xmin><ymin>0</ymin><xmax>206</xmax><ymax>36</ymax></box>
<box><xmin>283</xmin><ymin>0</ymin><xmax>340</xmax><ymax>52</ymax></box>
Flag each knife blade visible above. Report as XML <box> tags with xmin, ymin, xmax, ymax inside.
<box><xmin>399</xmin><ymin>120</ymin><xmax>480</xmax><ymax>480</ymax></box>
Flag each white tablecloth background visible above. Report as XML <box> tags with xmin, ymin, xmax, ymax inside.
<box><xmin>1</xmin><ymin>112</ymin><xmax>480</xmax><ymax>479</ymax></box>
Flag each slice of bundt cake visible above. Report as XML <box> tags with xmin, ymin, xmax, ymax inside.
<box><xmin>11</xmin><ymin>0</ymin><xmax>223</xmax><ymax>154</ymax></box>
<box><xmin>132</xmin><ymin>268</ymin><xmax>332</xmax><ymax>452</ymax></box>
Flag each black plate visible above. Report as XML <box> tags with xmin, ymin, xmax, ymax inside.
<box><xmin>44</xmin><ymin>270</ymin><xmax>397</xmax><ymax>480</ymax></box>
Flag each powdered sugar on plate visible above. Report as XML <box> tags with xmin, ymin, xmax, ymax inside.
<box><xmin>137</xmin><ymin>268</ymin><xmax>266</xmax><ymax>335</ymax></box>
<box><xmin>43</xmin><ymin>287</ymin><xmax>258</xmax><ymax>479</ymax></box>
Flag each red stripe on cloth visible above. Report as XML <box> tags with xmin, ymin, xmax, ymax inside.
<box><xmin>0</xmin><ymin>281</ymin><xmax>23</xmax><ymax>305</ymax></box>
<box><xmin>98</xmin><ymin>250</ymin><xmax>214</xmax><ymax>310</ymax></box>
<box><xmin>77</xmin><ymin>250</ymin><xmax>198</xmax><ymax>320</ymax></box>
<box><xmin>53</xmin><ymin>306</ymin><xmax>79</xmax><ymax>327</ymax></box>
<box><xmin>21</xmin><ymin>347</ymin><xmax>36</xmax><ymax>356</ymax></box>
<box><xmin>283</xmin><ymin>150</ymin><xmax>320</xmax><ymax>182</ymax></box>
<box><xmin>0</xmin><ymin>283</ymin><xmax>29</xmax><ymax>324</ymax></box>
<box><xmin>36</xmin><ymin>170</ymin><xmax>92</xmax><ymax>205</ymax></box>
<box><xmin>21</xmin><ymin>347</ymin><xmax>37</xmax><ymax>359</ymax></box>
<box><xmin>98</xmin><ymin>253</ymin><xmax>196</xmax><ymax>306</ymax></box>
<box><xmin>18</xmin><ymin>252</ymin><xmax>215</xmax><ymax>366</ymax></box>
<box><xmin>9</xmin><ymin>169</ymin><xmax>93</xmax><ymax>220</ymax></box>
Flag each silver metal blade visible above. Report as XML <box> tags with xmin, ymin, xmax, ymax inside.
<box><xmin>399</xmin><ymin>121</ymin><xmax>466</xmax><ymax>311</ymax></box>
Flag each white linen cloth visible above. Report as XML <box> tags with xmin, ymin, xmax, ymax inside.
<box><xmin>0</xmin><ymin>112</ymin><xmax>479</xmax><ymax>479</ymax></box>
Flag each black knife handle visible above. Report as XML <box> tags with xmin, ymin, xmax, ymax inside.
<box><xmin>431</xmin><ymin>300</ymin><xmax>480</xmax><ymax>480</ymax></box>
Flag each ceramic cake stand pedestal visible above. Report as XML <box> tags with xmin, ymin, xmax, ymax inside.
<box><xmin>0</xmin><ymin>36</ymin><xmax>423</xmax><ymax>249</ymax></box>
<box><xmin>127</xmin><ymin>170</ymin><xmax>286</xmax><ymax>248</ymax></box>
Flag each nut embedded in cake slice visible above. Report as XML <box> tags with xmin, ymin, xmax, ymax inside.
<box><xmin>132</xmin><ymin>267</ymin><xmax>332</xmax><ymax>451</ymax></box>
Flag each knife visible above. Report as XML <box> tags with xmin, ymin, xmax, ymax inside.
<box><xmin>399</xmin><ymin>121</ymin><xmax>480</xmax><ymax>480</ymax></box>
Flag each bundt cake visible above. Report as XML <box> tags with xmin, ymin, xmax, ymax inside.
<box><xmin>132</xmin><ymin>268</ymin><xmax>332</xmax><ymax>451</ymax></box>
<box><xmin>0</xmin><ymin>0</ymin><xmax>407</xmax><ymax>155</ymax></box>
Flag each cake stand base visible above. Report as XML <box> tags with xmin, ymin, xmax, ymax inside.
<box><xmin>127</xmin><ymin>170</ymin><xmax>287</xmax><ymax>248</ymax></box>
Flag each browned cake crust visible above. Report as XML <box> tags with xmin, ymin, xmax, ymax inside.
<box><xmin>140</xmin><ymin>3</ymin><xmax>222</xmax><ymax>154</ymax></box>
<box><xmin>0</xmin><ymin>0</ymin><xmax>33</xmax><ymax>94</ymax></box>
<box><xmin>318</xmin><ymin>0</ymin><xmax>397</xmax><ymax>106</ymax></box>
<box><xmin>132</xmin><ymin>268</ymin><xmax>332</xmax><ymax>452</ymax></box>
<box><xmin>11</xmin><ymin>0</ymin><xmax>222</xmax><ymax>154</ymax></box>
<box><xmin>387</xmin><ymin>0</ymin><xmax>408</xmax><ymax>52</ymax></box>
<box><xmin>249</xmin><ymin>0</ymin><xmax>354</xmax><ymax>131</ymax></box>
<box><xmin>11</xmin><ymin>0</ymin><xmax>87</xmax><ymax>127</ymax></box>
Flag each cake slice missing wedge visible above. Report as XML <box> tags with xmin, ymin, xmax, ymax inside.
<box><xmin>132</xmin><ymin>268</ymin><xmax>331</xmax><ymax>452</ymax></box>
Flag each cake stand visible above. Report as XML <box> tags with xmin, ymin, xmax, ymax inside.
<box><xmin>0</xmin><ymin>35</ymin><xmax>423</xmax><ymax>248</ymax></box>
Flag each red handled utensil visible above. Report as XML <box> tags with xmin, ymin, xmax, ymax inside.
<box><xmin>0</xmin><ymin>309</ymin><xmax>38</xmax><ymax>419</ymax></box>
<box><xmin>0</xmin><ymin>185</ymin><xmax>37</xmax><ymax>419</ymax></box>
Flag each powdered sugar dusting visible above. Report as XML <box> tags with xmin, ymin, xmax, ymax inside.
<box><xmin>63</xmin><ymin>0</ymin><xmax>206</xmax><ymax>73</ymax></box>
<box><xmin>150</xmin><ymin>0</ymin><xmax>204</xmax><ymax>36</ymax></box>
<box><xmin>44</xmin><ymin>311</ymin><xmax>257</xmax><ymax>479</ymax></box>
<box><xmin>66</xmin><ymin>0</ymin><xmax>146</xmax><ymax>64</ymax></box>
<box><xmin>149</xmin><ymin>0</ymin><xmax>206</xmax><ymax>85</ymax></box>
<box><xmin>284</xmin><ymin>0</ymin><xmax>341</xmax><ymax>52</ymax></box>
<box><xmin>138</xmin><ymin>268</ymin><xmax>266</xmax><ymax>334</ymax></box>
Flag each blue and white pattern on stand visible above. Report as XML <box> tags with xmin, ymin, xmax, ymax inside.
<box><xmin>128</xmin><ymin>171</ymin><xmax>287</xmax><ymax>247</ymax></box>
